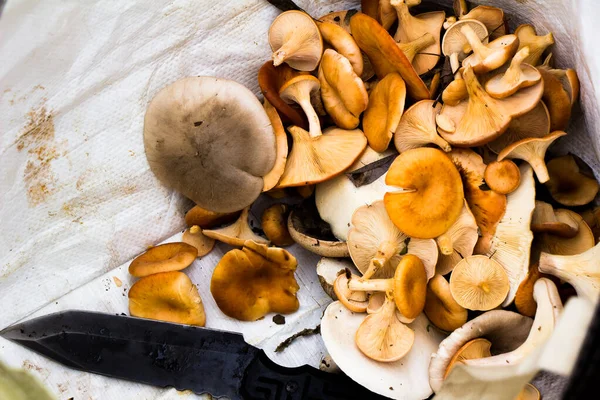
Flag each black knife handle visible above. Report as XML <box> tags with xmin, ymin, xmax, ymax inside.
<box><xmin>241</xmin><ymin>351</ymin><xmax>388</xmax><ymax>400</ymax></box>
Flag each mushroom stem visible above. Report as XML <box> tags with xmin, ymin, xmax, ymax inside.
<box><xmin>349</xmin><ymin>278</ymin><xmax>394</xmax><ymax>292</ymax></box>
<box><xmin>436</xmin><ymin>232</ymin><xmax>453</xmax><ymax>256</ymax></box>
<box><xmin>528</xmin><ymin>156</ymin><xmax>550</xmax><ymax>183</ymax></box>
<box><xmin>361</xmin><ymin>240</ymin><xmax>399</xmax><ymax>280</ymax></box>
<box><xmin>449</xmin><ymin>52</ymin><xmax>461</xmax><ymax>77</ymax></box>
<box><xmin>398</xmin><ymin>32</ymin><xmax>436</xmax><ymax>63</ymax></box>
<box><xmin>500</xmin><ymin>47</ymin><xmax>529</xmax><ymax>86</ymax></box>
<box><xmin>295</xmin><ymin>97</ymin><xmax>322</xmax><ymax>138</ymax></box>
<box><xmin>461</xmin><ymin>25</ymin><xmax>492</xmax><ymax>61</ymax></box>
<box><xmin>385</xmin><ymin>185</ymin><xmax>418</xmax><ymax>194</ymax></box>
<box><xmin>272</xmin><ymin>36</ymin><xmax>304</xmax><ymax>67</ymax></box>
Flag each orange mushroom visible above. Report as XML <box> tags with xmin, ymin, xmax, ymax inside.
<box><xmin>128</xmin><ymin>242</ymin><xmax>197</xmax><ymax>277</ymax></box>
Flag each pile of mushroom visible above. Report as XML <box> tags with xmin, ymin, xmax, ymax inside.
<box><xmin>138</xmin><ymin>1</ymin><xmax>600</xmax><ymax>398</ymax></box>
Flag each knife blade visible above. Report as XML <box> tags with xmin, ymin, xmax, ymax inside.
<box><xmin>1</xmin><ymin>310</ymin><xmax>387</xmax><ymax>400</ymax></box>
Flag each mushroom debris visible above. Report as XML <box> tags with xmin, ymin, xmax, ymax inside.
<box><xmin>136</xmin><ymin>1</ymin><xmax>599</xmax><ymax>397</ymax></box>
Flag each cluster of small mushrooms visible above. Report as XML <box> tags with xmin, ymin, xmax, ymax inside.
<box><xmin>135</xmin><ymin>0</ymin><xmax>600</xmax><ymax>398</ymax></box>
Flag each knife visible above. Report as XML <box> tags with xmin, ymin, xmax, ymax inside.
<box><xmin>1</xmin><ymin>310</ymin><xmax>387</xmax><ymax>400</ymax></box>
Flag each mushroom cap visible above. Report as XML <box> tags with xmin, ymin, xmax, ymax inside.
<box><xmin>288</xmin><ymin>207</ymin><xmax>350</xmax><ymax>258</ymax></box>
<box><xmin>444</xmin><ymin>338</ymin><xmax>492</xmax><ymax>379</ymax></box>
<box><xmin>393</xmin><ymin>254</ymin><xmax>428</xmax><ymax>319</ymax></box>
<box><xmin>333</xmin><ymin>272</ymin><xmax>369</xmax><ymax>312</ymax></box>
<box><xmin>424</xmin><ymin>274</ymin><xmax>468</xmax><ymax>332</ymax></box>
<box><xmin>367</xmin><ymin>291</ymin><xmax>387</xmax><ymax>314</ymax></box>
<box><xmin>184</xmin><ymin>205</ymin><xmax>240</xmax><ymax>229</ymax></box>
<box><xmin>514</xmin><ymin>263</ymin><xmax>543</xmax><ymax>317</ymax></box>
<box><xmin>129</xmin><ymin>271</ymin><xmax>205</xmax><ymax>326</ymax></box>
<box><xmin>349</xmin><ymin>12</ymin><xmax>430</xmax><ymax>100</ymax></box>
<box><xmin>517</xmin><ymin>384</ymin><xmax>541</xmax><ymax>400</ymax></box>
<box><xmin>484</xmin><ymin>160</ymin><xmax>521</xmax><ymax>194</ymax></box>
<box><xmin>317</xmin><ymin>257</ymin><xmax>357</xmax><ymax>300</ymax></box>
<box><xmin>128</xmin><ymin>242</ymin><xmax>197</xmax><ymax>277</ymax></box>
<box><xmin>279</xmin><ymin>75</ymin><xmax>321</xmax><ymax>105</ymax></box>
<box><xmin>203</xmin><ymin>207</ymin><xmax>268</xmax><ymax>247</ymax></box>
<box><xmin>537</xmin><ymin>209</ymin><xmax>595</xmax><ymax>256</ymax></box>
<box><xmin>268</xmin><ymin>10</ymin><xmax>323</xmax><ymax>71</ymax></box>
<box><xmin>460</xmin><ymin>5</ymin><xmax>506</xmax><ymax>41</ymax></box>
<box><xmin>261</xmin><ymin>204</ymin><xmax>294</xmax><ymax>247</ymax></box>
<box><xmin>318</xmin><ymin>10</ymin><xmax>354</xmax><ymax>33</ymax></box>
<box><xmin>363</xmin><ymin>73</ymin><xmax>406</xmax><ymax>152</ymax></box>
<box><xmin>487</xmin><ymin>101</ymin><xmax>551</xmax><ymax>154</ymax></box>
<box><xmin>276</xmin><ymin>126</ymin><xmax>367</xmax><ymax>188</ymax></box>
<box><xmin>515</xmin><ymin>24</ymin><xmax>555</xmax><ymax>66</ymax></box>
<box><xmin>210</xmin><ymin>240</ymin><xmax>299</xmax><ymax>321</ymax></box>
<box><xmin>545</xmin><ymin>155</ymin><xmax>600</xmax><ymax>206</ymax></box>
<box><xmin>318</xmin><ymin>49</ymin><xmax>369</xmax><ymax>129</ymax></box>
<box><xmin>144</xmin><ymin>77</ymin><xmax>275</xmax><ymax>213</ymax></box>
<box><xmin>436</xmin><ymin>201</ymin><xmax>479</xmax><ymax>276</ymax></box>
<box><xmin>262</xmin><ymin>100</ymin><xmax>289</xmax><ymax>192</ymax></box>
<box><xmin>531</xmin><ymin>201</ymin><xmax>579</xmax><ymax>238</ymax></box>
<box><xmin>485</xmin><ymin>48</ymin><xmax>542</xmax><ymax>99</ymax></box>
<box><xmin>384</xmin><ymin>148</ymin><xmax>464</xmax><ymax>239</ymax></box>
<box><xmin>394</xmin><ymin>100</ymin><xmax>451</xmax><ymax>153</ymax></box>
<box><xmin>322</xmin><ymin>301</ymin><xmax>445</xmax><ymax>399</ymax></box>
<box><xmin>462</xmin><ymin>33</ymin><xmax>519</xmax><ymax>74</ymax></box>
<box><xmin>317</xmin><ymin>20</ymin><xmax>364</xmax><ymax>76</ymax></box>
<box><xmin>182</xmin><ymin>226</ymin><xmax>215</xmax><ymax>257</ymax></box>
<box><xmin>442</xmin><ymin>19</ymin><xmax>488</xmax><ymax>60</ymax></box>
<box><xmin>539</xmin><ymin>67</ymin><xmax>571</xmax><ymax>132</ymax></box>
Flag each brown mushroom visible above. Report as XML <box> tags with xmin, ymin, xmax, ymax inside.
<box><xmin>485</xmin><ymin>48</ymin><xmax>542</xmax><ymax>99</ymax></box>
<box><xmin>484</xmin><ymin>160</ymin><xmax>521</xmax><ymax>195</ymax></box>
<box><xmin>395</xmin><ymin>100</ymin><xmax>451</xmax><ymax>152</ymax></box>
<box><xmin>424</xmin><ymin>274</ymin><xmax>468</xmax><ymax>332</ymax></box>
<box><xmin>203</xmin><ymin>207</ymin><xmax>268</xmax><ymax>247</ymax></box>
<box><xmin>514</xmin><ymin>263</ymin><xmax>543</xmax><ymax>317</ymax></box>
<box><xmin>461</xmin><ymin>26</ymin><xmax>519</xmax><ymax>74</ymax></box>
<box><xmin>182</xmin><ymin>226</ymin><xmax>215</xmax><ymax>257</ymax></box>
<box><xmin>538</xmin><ymin>67</ymin><xmax>572</xmax><ymax>132</ymax></box>
<box><xmin>515</xmin><ymin>24</ymin><xmax>554</xmax><ymax>66</ymax></box>
<box><xmin>537</xmin><ymin>209</ymin><xmax>595</xmax><ymax>256</ymax></box>
<box><xmin>185</xmin><ymin>205</ymin><xmax>240</xmax><ymax>229</ymax></box>
<box><xmin>531</xmin><ymin>200</ymin><xmax>579</xmax><ymax>238</ymax></box>
<box><xmin>460</xmin><ymin>5</ymin><xmax>506</xmax><ymax>41</ymax></box>
<box><xmin>317</xmin><ymin>20</ymin><xmax>363</xmax><ymax>76</ymax></box>
<box><xmin>397</xmin><ymin>33</ymin><xmax>437</xmax><ymax>65</ymax></box>
<box><xmin>261</xmin><ymin>204</ymin><xmax>294</xmax><ymax>246</ymax></box>
<box><xmin>128</xmin><ymin>242</ymin><xmax>197</xmax><ymax>277</ymax></box>
<box><xmin>269</xmin><ymin>10</ymin><xmax>323</xmax><ymax>71</ymax></box>
<box><xmin>262</xmin><ymin>100</ymin><xmax>289</xmax><ymax>191</ymax></box>
<box><xmin>545</xmin><ymin>155</ymin><xmax>600</xmax><ymax>207</ymax></box>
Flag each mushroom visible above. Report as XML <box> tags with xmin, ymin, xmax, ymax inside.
<box><xmin>485</xmin><ymin>48</ymin><xmax>542</xmax><ymax>99</ymax></box>
<box><xmin>296</xmin><ymin>184</ymin><xmax>314</xmax><ymax>198</ymax></box>
<box><xmin>531</xmin><ymin>201</ymin><xmax>579</xmax><ymax>238</ymax></box>
<box><xmin>517</xmin><ymin>384</ymin><xmax>541</xmax><ymax>400</ymax></box>
<box><xmin>436</xmin><ymin>201</ymin><xmax>479</xmax><ymax>276</ymax></box>
<box><xmin>262</xmin><ymin>100</ymin><xmax>289</xmax><ymax>191</ymax></box>
<box><xmin>538</xmin><ymin>67</ymin><xmax>572</xmax><ymax>131</ymax></box>
<box><xmin>484</xmin><ymin>159</ymin><xmax>521</xmax><ymax>195</ymax></box>
<box><xmin>537</xmin><ymin>209</ymin><xmax>595</xmax><ymax>256</ymax></box>
<box><xmin>429</xmin><ymin>310</ymin><xmax>533</xmax><ymax>392</ymax></box>
<box><xmin>182</xmin><ymin>226</ymin><xmax>215</xmax><ymax>257</ymax></box>
<box><xmin>424</xmin><ymin>274</ymin><xmax>468</xmax><ymax>332</ymax></box>
<box><xmin>539</xmin><ymin>242</ymin><xmax>600</xmax><ymax>302</ymax></box>
<box><xmin>317</xmin><ymin>11</ymin><xmax>353</xmax><ymax>33</ymax></box>
<box><xmin>143</xmin><ymin>77</ymin><xmax>276</xmax><ymax>213</ymax></box>
<box><xmin>203</xmin><ymin>207</ymin><xmax>268</xmax><ymax>247</ymax></box>
<box><xmin>348</xmin><ymin>201</ymin><xmax>438</xmax><ymax>279</ymax></box>
<box><xmin>128</xmin><ymin>242</ymin><xmax>197</xmax><ymax>277</ymax></box>
<box><xmin>363</xmin><ymin>73</ymin><xmax>406</xmax><ymax>152</ymax></box>
<box><xmin>461</xmin><ymin>26</ymin><xmax>519</xmax><ymax>74</ymax></box>
<box><xmin>362</xmin><ymin>0</ymin><xmax>421</xmax><ymax>30</ymax></box>
<box><xmin>185</xmin><ymin>205</ymin><xmax>240</xmax><ymax>228</ymax></box>
<box><xmin>545</xmin><ymin>67</ymin><xmax>580</xmax><ymax>106</ymax></box>
<box><xmin>397</xmin><ymin>33</ymin><xmax>437</xmax><ymax>65</ymax></box>
<box><xmin>515</xmin><ymin>24</ymin><xmax>554</xmax><ymax>66</ymax></box>
<box><xmin>257</xmin><ymin>62</ymin><xmax>308</xmax><ymax>128</ymax></box>
<box><xmin>355</xmin><ymin>293</ymin><xmax>415</xmax><ymax>362</ymax></box>
<box><xmin>349</xmin><ymin>12</ymin><xmax>430</xmax><ymax>100</ymax></box>
<box><xmin>487</xmin><ymin>101</ymin><xmax>551</xmax><ymax>154</ymax></box>
<box><xmin>449</xmin><ymin>255</ymin><xmax>510</xmax><ymax>311</ymax></box>
<box><xmin>261</xmin><ymin>204</ymin><xmax>293</xmax><ymax>246</ymax></box>
<box><xmin>438</xmin><ymin>66</ymin><xmax>543</xmax><ymax>147</ymax></box>
<box><xmin>444</xmin><ymin>338</ymin><xmax>492</xmax><ymax>379</ymax></box>
<box><xmin>318</xmin><ymin>49</ymin><xmax>369</xmax><ymax>129</ymax></box>
<box><xmin>279</xmin><ymin>75</ymin><xmax>322</xmax><ymax>138</ymax></box>
<box><xmin>497</xmin><ymin>130</ymin><xmax>567</xmax><ymax>183</ymax></box>
<box><xmin>545</xmin><ymin>155</ymin><xmax>600</xmax><ymax>206</ymax></box>
<box><xmin>333</xmin><ymin>272</ymin><xmax>369</xmax><ymax>313</ymax></box>
<box><xmin>394</xmin><ymin>100</ymin><xmax>451</xmax><ymax>152</ymax></box>
<box><xmin>322</xmin><ymin>301</ymin><xmax>445</xmax><ymax>399</ymax></box>
<box><xmin>384</xmin><ymin>148</ymin><xmax>464</xmax><ymax>239</ymax></box>
<box><xmin>317</xmin><ymin>20</ymin><xmax>363</xmax><ymax>76</ymax></box>
<box><xmin>268</xmin><ymin>10</ymin><xmax>323</xmax><ymax>71</ymax></box>
<box><xmin>367</xmin><ymin>291</ymin><xmax>387</xmax><ymax>314</ymax></box>
<box><xmin>316</xmin><ymin>257</ymin><xmax>358</xmax><ymax>300</ymax></box>
<box><xmin>515</xmin><ymin>263</ymin><xmax>543</xmax><ymax>317</ymax></box>
<box><xmin>460</xmin><ymin>5</ymin><xmax>506</xmax><ymax>41</ymax></box>
<box><xmin>129</xmin><ymin>271</ymin><xmax>205</xmax><ymax>326</ymax></box>
<box><xmin>581</xmin><ymin>207</ymin><xmax>600</xmax><ymax>240</ymax></box>
<box><xmin>210</xmin><ymin>240</ymin><xmax>299</xmax><ymax>321</ymax></box>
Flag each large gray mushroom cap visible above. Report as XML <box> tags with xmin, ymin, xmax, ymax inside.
<box><xmin>144</xmin><ymin>77</ymin><xmax>276</xmax><ymax>213</ymax></box>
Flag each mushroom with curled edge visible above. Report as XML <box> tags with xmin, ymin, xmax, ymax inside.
<box><xmin>317</xmin><ymin>20</ymin><xmax>363</xmax><ymax>76</ymax></box>
<box><xmin>129</xmin><ymin>271</ymin><xmax>206</xmax><ymax>326</ymax></box>
<box><xmin>210</xmin><ymin>241</ymin><xmax>300</xmax><ymax>321</ymax></box>
<box><xmin>348</xmin><ymin>200</ymin><xmax>438</xmax><ymax>280</ymax></box>
<box><xmin>531</xmin><ymin>200</ymin><xmax>579</xmax><ymax>238</ymax></box>
<box><xmin>261</xmin><ymin>204</ymin><xmax>294</xmax><ymax>247</ymax></box>
<box><xmin>424</xmin><ymin>274</ymin><xmax>468</xmax><ymax>332</ymax></box>
<box><xmin>497</xmin><ymin>130</ymin><xmax>567</xmax><ymax>183</ymax></box>
<box><xmin>394</xmin><ymin>100</ymin><xmax>451</xmax><ymax>152</ymax></box>
<box><xmin>460</xmin><ymin>5</ymin><xmax>506</xmax><ymax>42</ymax></box>
<box><xmin>443</xmin><ymin>338</ymin><xmax>492</xmax><ymax>378</ymax></box>
<box><xmin>143</xmin><ymin>77</ymin><xmax>276</xmax><ymax>213</ymax></box>
<box><xmin>316</xmin><ymin>257</ymin><xmax>359</xmax><ymax>300</ymax></box>
<box><xmin>435</xmin><ymin>201</ymin><xmax>478</xmax><ymax>276</ymax></box>
<box><xmin>544</xmin><ymin>67</ymin><xmax>580</xmax><ymax>106</ymax></box>
<box><xmin>128</xmin><ymin>242</ymin><xmax>197</xmax><ymax>278</ymax></box>
<box><xmin>515</xmin><ymin>263</ymin><xmax>544</xmax><ymax>317</ymax></box>
<box><xmin>203</xmin><ymin>207</ymin><xmax>268</xmax><ymax>247</ymax></box>
<box><xmin>545</xmin><ymin>154</ymin><xmax>600</xmax><ymax>206</ymax></box>
<box><xmin>485</xmin><ymin>47</ymin><xmax>542</xmax><ymax>99</ymax></box>
<box><xmin>484</xmin><ymin>159</ymin><xmax>521</xmax><ymax>195</ymax></box>
<box><xmin>538</xmin><ymin>67</ymin><xmax>572</xmax><ymax>132</ymax></box>
<box><xmin>184</xmin><ymin>205</ymin><xmax>240</xmax><ymax>229</ymax></box>
<box><xmin>461</xmin><ymin>26</ymin><xmax>519</xmax><ymax>74</ymax></box>
<box><xmin>182</xmin><ymin>226</ymin><xmax>215</xmax><ymax>257</ymax></box>
<box><xmin>537</xmin><ymin>209</ymin><xmax>595</xmax><ymax>256</ymax></box>
<box><xmin>515</xmin><ymin>24</ymin><xmax>555</xmax><ymax>66</ymax></box>
<box><xmin>333</xmin><ymin>272</ymin><xmax>369</xmax><ymax>313</ymax></box>
<box><xmin>268</xmin><ymin>10</ymin><xmax>323</xmax><ymax>71</ymax></box>
<box><xmin>384</xmin><ymin>148</ymin><xmax>464</xmax><ymax>239</ymax></box>
<box><xmin>262</xmin><ymin>100</ymin><xmax>289</xmax><ymax>192</ymax></box>
<box><xmin>539</xmin><ymin>242</ymin><xmax>600</xmax><ymax>303</ymax></box>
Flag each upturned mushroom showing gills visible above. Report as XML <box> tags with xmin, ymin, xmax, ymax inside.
<box><xmin>129</xmin><ymin>271</ymin><xmax>206</xmax><ymax>326</ymax></box>
<box><xmin>128</xmin><ymin>242</ymin><xmax>197</xmax><ymax>277</ymax></box>
<box><xmin>182</xmin><ymin>226</ymin><xmax>215</xmax><ymax>257</ymax></box>
<box><xmin>484</xmin><ymin>159</ymin><xmax>521</xmax><ymax>195</ymax></box>
<box><xmin>316</xmin><ymin>20</ymin><xmax>363</xmax><ymax>76</ymax></box>
<box><xmin>333</xmin><ymin>272</ymin><xmax>369</xmax><ymax>313</ymax></box>
<box><xmin>143</xmin><ymin>77</ymin><xmax>276</xmax><ymax>213</ymax></box>
<box><xmin>203</xmin><ymin>207</ymin><xmax>268</xmax><ymax>247</ymax></box>
<box><xmin>318</xmin><ymin>49</ymin><xmax>369</xmax><ymax>129</ymax></box>
<box><xmin>537</xmin><ymin>209</ymin><xmax>595</xmax><ymax>256</ymax></box>
<box><xmin>545</xmin><ymin>155</ymin><xmax>600</xmax><ymax>206</ymax></box>
<box><xmin>210</xmin><ymin>241</ymin><xmax>299</xmax><ymax>321</ymax></box>
<box><xmin>443</xmin><ymin>338</ymin><xmax>492</xmax><ymax>378</ymax></box>
<box><xmin>394</xmin><ymin>100</ymin><xmax>451</xmax><ymax>153</ymax></box>
<box><xmin>397</xmin><ymin>33</ymin><xmax>436</xmax><ymax>65</ymax></box>
<box><xmin>348</xmin><ymin>201</ymin><xmax>438</xmax><ymax>280</ymax></box>
<box><xmin>279</xmin><ymin>75</ymin><xmax>322</xmax><ymax>138</ymax></box>
<box><xmin>425</xmin><ymin>274</ymin><xmax>468</xmax><ymax>332</ymax></box>
<box><xmin>461</xmin><ymin>26</ymin><xmax>519</xmax><ymax>74</ymax></box>
<box><xmin>384</xmin><ymin>148</ymin><xmax>464</xmax><ymax>239</ymax></box>
<box><xmin>515</xmin><ymin>24</ymin><xmax>555</xmax><ymax>66</ymax></box>
<box><xmin>531</xmin><ymin>201</ymin><xmax>579</xmax><ymax>238</ymax></box>
<box><xmin>268</xmin><ymin>10</ymin><xmax>323</xmax><ymax>71</ymax></box>
<box><xmin>497</xmin><ymin>130</ymin><xmax>567</xmax><ymax>183</ymax></box>
<box><xmin>485</xmin><ymin>47</ymin><xmax>542</xmax><ymax>99</ymax></box>
<box><xmin>442</xmin><ymin>19</ymin><xmax>488</xmax><ymax>65</ymax></box>
<box><xmin>436</xmin><ymin>201</ymin><xmax>478</xmax><ymax>276</ymax></box>
<box><xmin>460</xmin><ymin>5</ymin><xmax>506</xmax><ymax>41</ymax></box>
<box><xmin>363</xmin><ymin>73</ymin><xmax>406</xmax><ymax>152</ymax></box>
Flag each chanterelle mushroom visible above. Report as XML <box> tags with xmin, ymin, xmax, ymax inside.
<box><xmin>317</xmin><ymin>20</ymin><xmax>363</xmax><ymax>76</ymax></box>
<box><xmin>484</xmin><ymin>159</ymin><xmax>521</xmax><ymax>195</ymax></box>
<box><xmin>485</xmin><ymin>47</ymin><xmax>542</xmax><ymax>99</ymax></box>
<box><xmin>394</xmin><ymin>100</ymin><xmax>451</xmax><ymax>153</ymax></box>
<box><xmin>436</xmin><ymin>201</ymin><xmax>478</xmax><ymax>276</ymax></box>
<box><xmin>460</xmin><ymin>5</ymin><xmax>506</xmax><ymax>41</ymax></box>
<box><xmin>268</xmin><ymin>10</ymin><xmax>323</xmax><ymax>71</ymax></box>
<box><xmin>203</xmin><ymin>207</ymin><xmax>268</xmax><ymax>247</ymax></box>
<box><xmin>425</xmin><ymin>274</ymin><xmax>468</xmax><ymax>332</ymax></box>
<box><xmin>185</xmin><ymin>205</ymin><xmax>239</xmax><ymax>229</ymax></box>
<box><xmin>261</xmin><ymin>204</ymin><xmax>293</xmax><ymax>246</ymax></box>
<box><xmin>210</xmin><ymin>240</ymin><xmax>299</xmax><ymax>321</ymax></box>
<box><xmin>461</xmin><ymin>26</ymin><xmax>519</xmax><ymax>74</ymax></box>
<box><xmin>144</xmin><ymin>77</ymin><xmax>276</xmax><ymax>213</ymax></box>
<box><xmin>129</xmin><ymin>271</ymin><xmax>205</xmax><ymax>326</ymax></box>
<box><xmin>515</xmin><ymin>24</ymin><xmax>554</xmax><ymax>66</ymax></box>
<box><xmin>128</xmin><ymin>242</ymin><xmax>197</xmax><ymax>277</ymax></box>
<box><xmin>545</xmin><ymin>155</ymin><xmax>600</xmax><ymax>206</ymax></box>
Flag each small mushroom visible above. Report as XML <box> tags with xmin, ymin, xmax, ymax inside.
<box><xmin>203</xmin><ymin>207</ymin><xmax>268</xmax><ymax>247</ymax></box>
<box><xmin>317</xmin><ymin>20</ymin><xmax>363</xmax><ymax>76</ymax></box>
<box><xmin>539</xmin><ymin>242</ymin><xmax>600</xmax><ymax>303</ymax></box>
<box><xmin>545</xmin><ymin>155</ymin><xmax>600</xmax><ymax>206</ymax></box>
<box><xmin>484</xmin><ymin>159</ymin><xmax>521</xmax><ymax>194</ymax></box>
<box><xmin>460</xmin><ymin>5</ymin><xmax>506</xmax><ymax>41</ymax></box>
<box><xmin>545</xmin><ymin>67</ymin><xmax>580</xmax><ymax>106</ymax></box>
<box><xmin>210</xmin><ymin>240</ymin><xmax>299</xmax><ymax>321</ymax></box>
<box><xmin>442</xmin><ymin>19</ymin><xmax>488</xmax><ymax>65</ymax></box>
<box><xmin>279</xmin><ymin>75</ymin><xmax>322</xmax><ymax>138</ymax></box>
<box><xmin>144</xmin><ymin>77</ymin><xmax>276</xmax><ymax>213</ymax></box>
<box><xmin>348</xmin><ymin>201</ymin><xmax>438</xmax><ymax>279</ymax></box>
<box><xmin>515</xmin><ymin>24</ymin><xmax>554</xmax><ymax>66</ymax></box>
<box><xmin>318</xmin><ymin>49</ymin><xmax>369</xmax><ymax>129</ymax></box>
<box><xmin>531</xmin><ymin>201</ymin><xmax>579</xmax><ymax>238</ymax></box>
<box><xmin>538</xmin><ymin>67</ymin><xmax>572</xmax><ymax>132</ymax></box>
<box><xmin>436</xmin><ymin>201</ymin><xmax>479</xmax><ymax>276</ymax></box>
<box><xmin>182</xmin><ymin>226</ymin><xmax>215</xmax><ymax>257</ymax></box>
<box><xmin>485</xmin><ymin>48</ymin><xmax>542</xmax><ymax>99</ymax></box>
<box><xmin>449</xmin><ymin>255</ymin><xmax>510</xmax><ymax>311</ymax></box>
<box><xmin>129</xmin><ymin>271</ymin><xmax>205</xmax><ymax>326</ymax></box>
<box><xmin>444</xmin><ymin>338</ymin><xmax>492</xmax><ymax>379</ymax></box>
<box><xmin>317</xmin><ymin>257</ymin><xmax>357</xmax><ymax>300</ymax></box>
<box><xmin>385</xmin><ymin>148</ymin><xmax>464</xmax><ymax>239</ymax></box>
<box><xmin>537</xmin><ymin>209</ymin><xmax>595</xmax><ymax>256</ymax></box>
<box><xmin>461</xmin><ymin>26</ymin><xmax>519</xmax><ymax>74</ymax></box>
<box><xmin>262</xmin><ymin>100</ymin><xmax>289</xmax><ymax>192</ymax></box>
<box><xmin>394</xmin><ymin>100</ymin><xmax>451</xmax><ymax>152</ymax></box>
<box><xmin>268</xmin><ymin>10</ymin><xmax>323</xmax><ymax>71</ymax></box>
<box><xmin>333</xmin><ymin>272</ymin><xmax>369</xmax><ymax>313</ymax></box>
<box><xmin>363</xmin><ymin>73</ymin><xmax>406</xmax><ymax>152</ymax></box>
<box><xmin>128</xmin><ymin>242</ymin><xmax>197</xmax><ymax>277</ymax></box>
<box><xmin>514</xmin><ymin>263</ymin><xmax>543</xmax><ymax>317</ymax></box>
<box><xmin>424</xmin><ymin>274</ymin><xmax>468</xmax><ymax>332</ymax></box>
<box><xmin>261</xmin><ymin>204</ymin><xmax>293</xmax><ymax>246</ymax></box>
<box><xmin>185</xmin><ymin>205</ymin><xmax>240</xmax><ymax>228</ymax></box>
<box><xmin>497</xmin><ymin>130</ymin><xmax>567</xmax><ymax>183</ymax></box>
